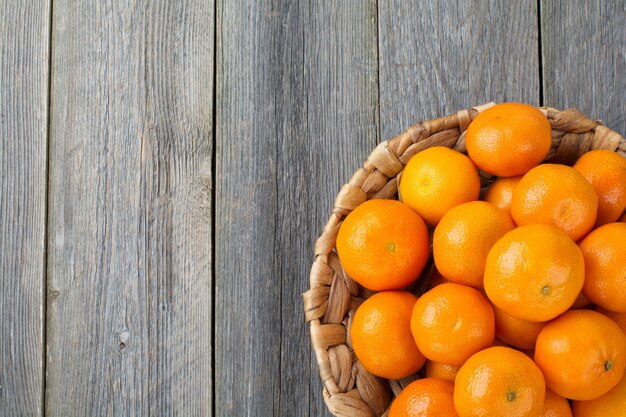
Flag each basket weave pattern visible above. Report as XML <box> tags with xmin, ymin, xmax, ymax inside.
<box><xmin>303</xmin><ymin>103</ymin><xmax>626</xmax><ymax>417</ymax></box>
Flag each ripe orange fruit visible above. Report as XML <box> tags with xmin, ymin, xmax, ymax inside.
<box><xmin>350</xmin><ymin>291</ymin><xmax>426</xmax><ymax>379</ymax></box>
<box><xmin>454</xmin><ymin>346</ymin><xmax>546</xmax><ymax>417</ymax></box>
<box><xmin>572</xmin><ymin>372</ymin><xmax>626</xmax><ymax>417</ymax></box>
<box><xmin>534</xmin><ymin>309</ymin><xmax>626</xmax><ymax>401</ymax></box>
<box><xmin>399</xmin><ymin>146</ymin><xmax>480</xmax><ymax>225</ymax></box>
<box><xmin>411</xmin><ymin>283</ymin><xmax>494</xmax><ymax>365</ymax></box>
<box><xmin>336</xmin><ymin>199</ymin><xmax>429</xmax><ymax>291</ymax></box>
<box><xmin>493</xmin><ymin>304</ymin><xmax>546</xmax><ymax>350</ymax></box>
<box><xmin>540</xmin><ymin>389</ymin><xmax>573</xmax><ymax>417</ymax></box>
<box><xmin>433</xmin><ymin>201</ymin><xmax>515</xmax><ymax>288</ymax></box>
<box><xmin>484</xmin><ymin>224</ymin><xmax>585</xmax><ymax>322</ymax></box>
<box><xmin>388</xmin><ymin>378</ymin><xmax>458</xmax><ymax>417</ymax></box>
<box><xmin>425</xmin><ymin>361</ymin><xmax>461</xmax><ymax>382</ymax></box>
<box><xmin>465</xmin><ymin>103</ymin><xmax>552</xmax><ymax>177</ymax></box>
<box><xmin>511</xmin><ymin>164</ymin><xmax>598</xmax><ymax>241</ymax></box>
<box><xmin>483</xmin><ymin>175</ymin><xmax>523</xmax><ymax>215</ymax></box>
<box><xmin>579</xmin><ymin>223</ymin><xmax>626</xmax><ymax>312</ymax></box>
<box><xmin>596</xmin><ymin>307</ymin><xmax>626</xmax><ymax>335</ymax></box>
<box><xmin>573</xmin><ymin>150</ymin><xmax>626</xmax><ymax>226</ymax></box>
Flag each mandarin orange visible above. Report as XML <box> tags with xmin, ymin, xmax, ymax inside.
<box><xmin>573</xmin><ymin>150</ymin><xmax>626</xmax><ymax>226</ymax></box>
<box><xmin>433</xmin><ymin>201</ymin><xmax>515</xmax><ymax>288</ymax></box>
<box><xmin>511</xmin><ymin>164</ymin><xmax>598</xmax><ymax>241</ymax></box>
<box><xmin>350</xmin><ymin>291</ymin><xmax>426</xmax><ymax>379</ymax></box>
<box><xmin>465</xmin><ymin>103</ymin><xmax>551</xmax><ymax>177</ymax></box>
<box><xmin>484</xmin><ymin>224</ymin><xmax>585</xmax><ymax>322</ymax></box>
<box><xmin>454</xmin><ymin>346</ymin><xmax>546</xmax><ymax>417</ymax></box>
<box><xmin>411</xmin><ymin>283</ymin><xmax>494</xmax><ymax>366</ymax></box>
<box><xmin>336</xmin><ymin>199</ymin><xmax>429</xmax><ymax>291</ymax></box>
<box><xmin>389</xmin><ymin>378</ymin><xmax>458</xmax><ymax>417</ymax></box>
<box><xmin>534</xmin><ymin>309</ymin><xmax>626</xmax><ymax>401</ymax></box>
<box><xmin>483</xmin><ymin>175</ymin><xmax>523</xmax><ymax>215</ymax></box>
<box><xmin>399</xmin><ymin>147</ymin><xmax>480</xmax><ymax>225</ymax></box>
<box><xmin>579</xmin><ymin>222</ymin><xmax>626</xmax><ymax>312</ymax></box>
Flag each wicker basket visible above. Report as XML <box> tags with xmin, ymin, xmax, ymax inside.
<box><xmin>303</xmin><ymin>103</ymin><xmax>626</xmax><ymax>417</ymax></box>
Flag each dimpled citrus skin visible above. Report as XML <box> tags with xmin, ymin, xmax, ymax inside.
<box><xmin>572</xmin><ymin>373</ymin><xmax>626</xmax><ymax>417</ymax></box>
<box><xmin>511</xmin><ymin>164</ymin><xmax>598</xmax><ymax>241</ymax></box>
<box><xmin>534</xmin><ymin>310</ymin><xmax>626</xmax><ymax>401</ymax></box>
<box><xmin>540</xmin><ymin>389</ymin><xmax>573</xmax><ymax>417</ymax></box>
<box><xmin>350</xmin><ymin>291</ymin><xmax>426</xmax><ymax>379</ymax></box>
<box><xmin>484</xmin><ymin>224</ymin><xmax>585</xmax><ymax>322</ymax></box>
<box><xmin>465</xmin><ymin>103</ymin><xmax>552</xmax><ymax>177</ymax></box>
<box><xmin>425</xmin><ymin>361</ymin><xmax>461</xmax><ymax>382</ymax></box>
<box><xmin>579</xmin><ymin>223</ymin><xmax>626</xmax><ymax>312</ymax></box>
<box><xmin>388</xmin><ymin>378</ymin><xmax>458</xmax><ymax>417</ymax></box>
<box><xmin>336</xmin><ymin>199</ymin><xmax>429</xmax><ymax>291</ymax></box>
<box><xmin>454</xmin><ymin>346</ymin><xmax>546</xmax><ymax>417</ymax></box>
<box><xmin>573</xmin><ymin>150</ymin><xmax>626</xmax><ymax>226</ymax></box>
<box><xmin>434</xmin><ymin>201</ymin><xmax>515</xmax><ymax>288</ymax></box>
<box><xmin>483</xmin><ymin>176</ymin><xmax>523</xmax><ymax>215</ymax></box>
<box><xmin>411</xmin><ymin>283</ymin><xmax>495</xmax><ymax>366</ymax></box>
<box><xmin>399</xmin><ymin>146</ymin><xmax>480</xmax><ymax>225</ymax></box>
<box><xmin>492</xmin><ymin>304</ymin><xmax>546</xmax><ymax>350</ymax></box>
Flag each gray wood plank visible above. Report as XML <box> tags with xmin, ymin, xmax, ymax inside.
<box><xmin>214</xmin><ymin>1</ymin><xmax>378</xmax><ymax>416</ymax></box>
<box><xmin>46</xmin><ymin>1</ymin><xmax>213</xmax><ymax>415</ymax></box>
<box><xmin>378</xmin><ymin>0</ymin><xmax>540</xmax><ymax>138</ymax></box>
<box><xmin>0</xmin><ymin>1</ymin><xmax>50</xmax><ymax>415</ymax></box>
<box><xmin>541</xmin><ymin>0</ymin><xmax>625</xmax><ymax>134</ymax></box>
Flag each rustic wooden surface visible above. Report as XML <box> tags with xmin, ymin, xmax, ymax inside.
<box><xmin>46</xmin><ymin>1</ymin><xmax>213</xmax><ymax>416</ymax></box>
<box><xmin>0</xmin><ymin>1</ymin><xmax>624</xmax><ymax>416</ymax></box>
<box><xmin>0</xmin><ymin>1</ymin><xmax>49</xmax><ymax>415</ymax></box>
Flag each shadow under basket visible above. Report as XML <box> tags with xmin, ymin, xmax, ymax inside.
<box><xmin>302</xmin><ymin>103</ymin><xmax>626</xmax><ymax>417</ymax></box>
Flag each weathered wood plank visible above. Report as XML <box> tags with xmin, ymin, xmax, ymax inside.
<box><xmin>214</xmin><ymin>1</ymin><xmax>378</xmax><ymax>416</ymax></box>
<box><xmin>0</xmin><ymin>1</ymin><xmax>50</xmax><ymax>415</ymax></box>
<box><xmin>378</xmin><ymin>0</ymin><xmax>540</xmax><ymax>138</ymax></box>
<box><xmin>541</xmin><ymin>0</ymin><xmax>625</xmax><ymax>134</ymax></box>
<box><xmin>305</xmin><ymin>3</ymin><xmax>379</xmax><ymax>416</ymax></box>
<box><xmin>46</xmin><ymin>1</ymin><xmax>213</xmax><ymax>415</ymax></box>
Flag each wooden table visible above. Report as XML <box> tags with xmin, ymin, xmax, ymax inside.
<box><xmin>1</xmin><ymin>1</ymin><xmax>623</xmax><ymax>416</ymax></box>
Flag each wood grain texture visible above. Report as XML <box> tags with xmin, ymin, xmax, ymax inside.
<box><xmin>541</xmin><ymin>0</ymin><xmax>625</xmax><ymax>134</ymax></box>
<box><xmin>0</xmin><ymin>1</ymin><xmax>50</xmax><ymax>415</ymax></box>
<box><xmin>214</xmin><ymin>1</ymin><xmax>378</xmax><ymax>415</ymax></box>
<box><xmin>46</xmin><ymin>1</ymin><xmax>213</xmax><ymax>415</ymax></box>
<box><xmin>378</xmin><ymin>0</ymin><xmax>540</xmax><ymax>138</ymax></box>
<box><xmin>305</xmin><ymin>3</ymin><xmax>379</xmax><ymax>416</ymax></box>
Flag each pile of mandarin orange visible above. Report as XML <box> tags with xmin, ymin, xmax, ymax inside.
<box><xmin>336</xmin><ymin>103</ymin><xmax>626</xmax><ymax>417</ymax></box>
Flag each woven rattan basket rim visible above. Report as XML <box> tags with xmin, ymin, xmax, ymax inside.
<box><xmin>303</xmin><ymin>103</ymin><xmax>626</xmax><ymax>417</ymax></box>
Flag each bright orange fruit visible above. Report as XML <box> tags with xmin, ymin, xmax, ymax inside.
<box><xmin>466</xmin><ymin>103</ymin><xmax>552</xmax><ymax>177</ymax></box>
<box><xmin>454</xmin><ymin>346</ymin><xmax>546</xmax><ymax>417</ymax></box>
<box><xmin>350</xmin><ymin>291</ymin><xmax>426</xmax><ymax>379</ymax></box>
<box><xmin>425</xmin><ymin>360</ymin><xmax>461</xmax><ymax>383</ymax></box>
<box><xmin>399</xmin><ymin>146</ymin><xmax>480</xmax><ymax>225</ymax></box>
<box><xmin>411</xmin><ymin>283</ymin><xmax>495</xmax><ymax>366</ymax></box>
<box><xmin>484</xmin><ymin>224</ymin><xmax>585</xmax><ymax>322</ymax></box>
<box><xmin>511</xmin><ymin>164</ymin><xmax>598</xmax><ymax>241</ymax></box>
<box><xmin>493</xmin><ymin>304</ymin><xmax>546</xmax><ymax>350</ymax></box>
<box><xmin>573</xmin><ymin>150</ymin><xmax>626</xmax><ymax>226</ymax></box>
<box><xmin>336</xmin><ymin>199</ymin><xmax>429</xmax><ymax>291</ymax></box>
<box><xmin>534</xmin><ymin>309</ymin><xmax>626</xmax><ymax>401</ymax></box>
<box><xmin>433</xmin><ymin>201</ymin><xmax>515</xmax><ymax>288</ymax></box>
<box><xmin>388</xmin><ymin>378</ymin><xmax>458</xmax><ymax>417</ymax></box>
<box><xmin>483</xmin><ymin>175</ymin><xmax>523</xmax><ymax>215</ymax></box>
<box><xmin>540</xmin><ymin>389</ymin><xmax>572</xmax><ymax>417</ymax></box>
<box><xmin>579</xmin><ymin>222</ymin><xmax>626</xmax><ymax>312</ymax></box>
<box><xmin>572</xmin><ymin>372</ymin><xmax>626</xmax><ymax>417</ymax></box>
